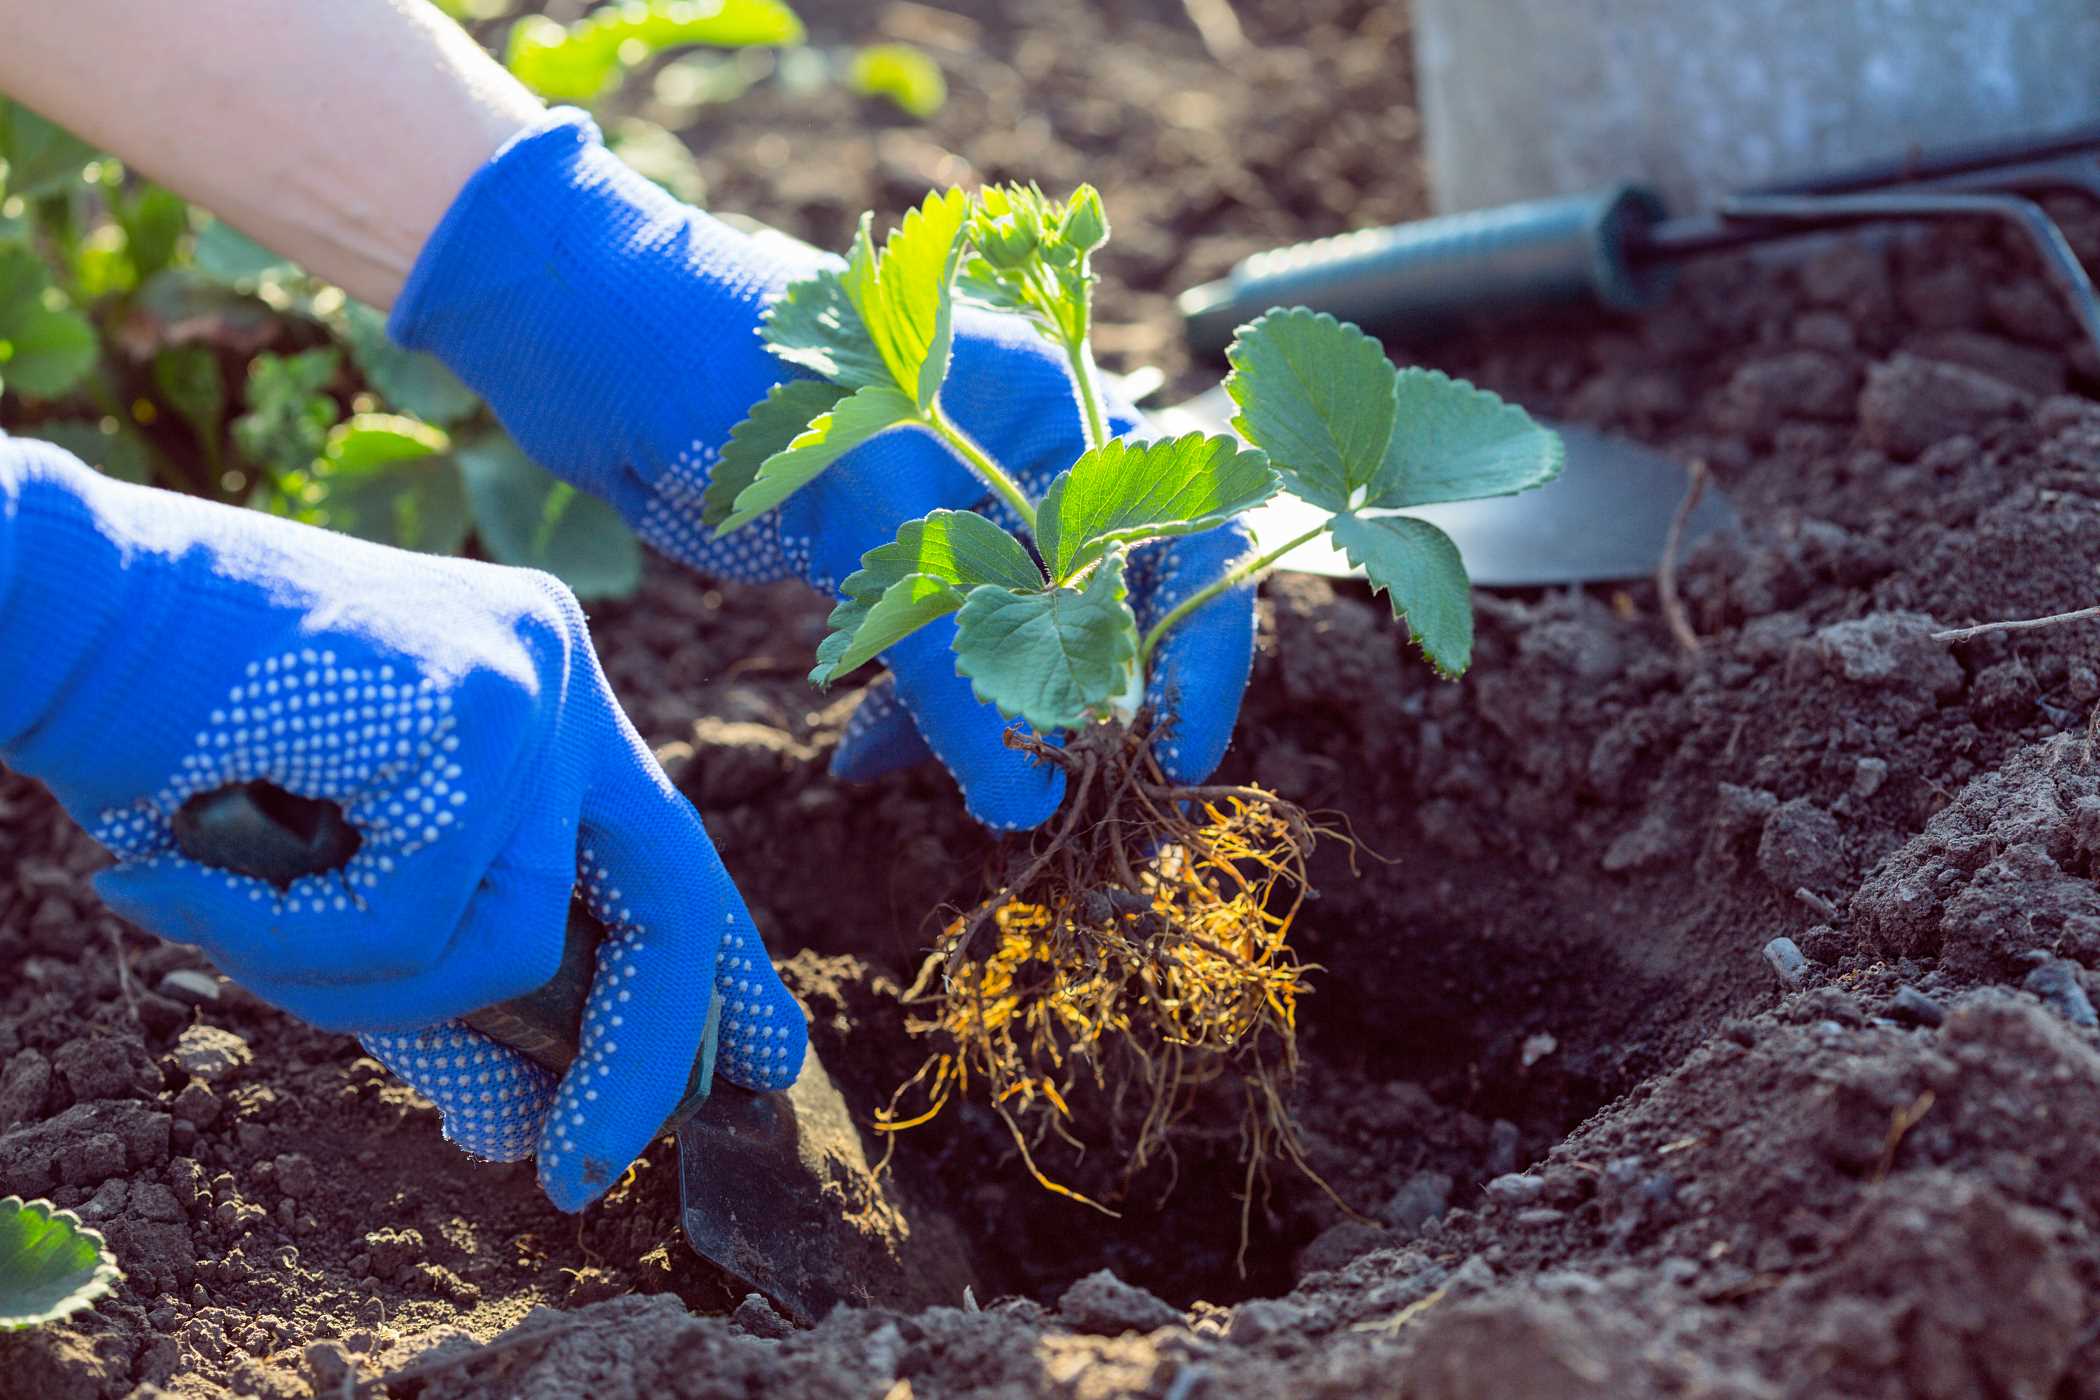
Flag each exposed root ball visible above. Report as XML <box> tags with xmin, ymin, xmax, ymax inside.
<box><xmin>876</xmin><ymin>721</ymin><xmax>1360</xmax><ymax>1262</ymax></box>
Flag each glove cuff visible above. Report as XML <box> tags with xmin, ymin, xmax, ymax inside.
<box><xmin>388</xmin><ymin>108</ymin><xmax>802</xmax><ymax>522</ymax></box>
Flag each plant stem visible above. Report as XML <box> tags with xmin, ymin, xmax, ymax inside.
<box><xmin>1065</xmin><ymin>336</ymin><xmax>1111</xmax><ymax>453</ymax></box>
<box><xmin>929</xmin><ymin>404</ymin><xmax>1037</xmax><ymax>533</ymax></box>
<box><xmin>1138</xmin><ymin>520</ymin><xmax>1329</xmax><ymax>665</ymax></box>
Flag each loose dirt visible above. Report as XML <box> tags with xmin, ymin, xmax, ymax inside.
<box><xmin>8</xmin><ymin>0</ymin><xmax>2100</xmax><ymax>1394</ymax></box>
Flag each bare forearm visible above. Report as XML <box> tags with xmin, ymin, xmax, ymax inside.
<box><xmin>0</xmin><ymin>0</ymin><xmax>543</xmax><ymax>307</ymax></box>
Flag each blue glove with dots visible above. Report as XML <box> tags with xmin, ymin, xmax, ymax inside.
<box><xmin>390</xmin><ymin>108</ymin><xmax>1257</xmax><ymax>831</ymax></box>
<box><xmin>0</xmin><ymin>438</ymin><xmax>804</xmax><ymax>1209</ymax></box>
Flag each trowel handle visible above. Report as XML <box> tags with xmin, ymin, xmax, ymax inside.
<box><xmin>1177</xmin><ymin>184</ymin><xmax>1673</xmax><ymax>354</ymax></box>
<box><xmin>168</xmin><ymin>782</ymin><xmax>719</xmax><ymax>1133</ymax></box>
<box><xmin>462</xmin><ymin>901</ymin><xmax>721</xmax><ymax>1131</ymax></box>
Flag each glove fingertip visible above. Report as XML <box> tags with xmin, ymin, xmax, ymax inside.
<box><xmin>830</xmin><ymin>674</ymin><xmax>935</xmax><ymax>782</ymax></box>
<box><xmin>361</xmin><ymin>1023</ymin><xmax>554</xmax><ymax>1165</ymax></box>
<box><xmin>883</xmin><ymin>624</ymin><xmax>1066</xmax><ymax>832</ymax></box>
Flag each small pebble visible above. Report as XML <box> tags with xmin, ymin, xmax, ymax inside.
<box><xmin>1763</xmin><ymin>936</ymin><xmax>1808</xmax><ymax>987</ymax></box>
<box><xmin>2023</xmin><ymin>957</ymin><xmax>2098</xmax><ymax>1028</ymax></box>
<box><xmin>1483</xmin><ymin>1174</ymin><xmax>1545</xmax><ymax>1208</ymax></box>
<box><xmin>159</xmin><ymin>970</ymin><xmax>222</xmax><ymax>1006</ymax></box>
<box><xmin>1890</xmin><ymin>986</ymin><xmax>1946</xmax><ymax>1027</ymax></box>
<box><xmin>732</xmin><ymin>1292</ymin><xmax>796</xmax><ymax>1339</ymax></box>
<box><xmin>1226</xmin><ymin>1298</ymin><xmax>1307</xmax><ymax>1345</ymax></box>
<box><xmin>1513</xmin><ymin>1208</ymin><xmax>1567</xmax><ymax>1228</ymax></box>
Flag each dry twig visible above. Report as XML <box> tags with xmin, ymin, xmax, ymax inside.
<box><xmin>1932</xmin><ymin>604</ymin><xmax>2100</xmax><ymax>643</ymax></box>
<box><xmin>1180</xmin><ymin>0</ymin><xmax>1246</xmax><ymax>60</ymax></box>
<box><xmin>1657</xmin><ymin>458</ymin><xmax>1708</xmax><ymax>654</ymax></box>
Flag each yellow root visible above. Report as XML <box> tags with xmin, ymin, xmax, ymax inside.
<box><xmin>873</xmin><ymin>723</ymin><xmax>1360</xmax><ymax>1266</ymax></box>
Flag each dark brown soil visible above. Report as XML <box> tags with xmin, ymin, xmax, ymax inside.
<box><xmin>10</xmin><ymin>0</ymin><xmax>2100</xmax><ymax>1395</ymax></box>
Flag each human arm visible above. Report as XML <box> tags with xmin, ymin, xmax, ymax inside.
<box><xmin>0</xmin><ymin>0</ymin><xmax>540</xmax><ymax>308</ymax></box>
<box><xmin>0</xmin><ymin>433</ymin><xmax>805</xmax><ymax>1208</ymax></box>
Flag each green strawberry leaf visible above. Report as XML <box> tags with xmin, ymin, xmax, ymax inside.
<box><xmin>705</xmin><ymin>379</ymin><xmax>849</xmax><ymax>531</ymax></box>
<box><xmin>505</xmin><ymin>0</ymin><xmax>804</xmax><ymax>103</ymax></box>
<box><xmin>0</xmin><ymin>1196</ymin><xmax>120</xmax><ymax>1331</ymax></box>
<box><xmin>233</xmin><ymin>348</ymin><xmax>341</xmax><ymax>475</ymax></box>
<box><xmin>1327</xmin><ymin>513</ymin><xmax>1473</xmax><ymax>678</ymax></box>
<box><xmin>0</xmin><ymin>102</ymin><xmax>98</xmax><ymax>202</ymax></box>
<box><xmin>953</xmin><ymin>552</ymin><xmax>1136</xmax><ymax>731</ymax></box>
<box><xmin>0</xmin><ymin>302</ymin><xmax>96</xmax><ymax>400</ymax></box>
<box><xmin>1368</xmin><ymin>368</ymin><xmax>1565</xmax><ymax>508</ymax></box>
<box><xmin>339</xmin><ymin>300</ymin><xmax>481</xmax><ymax>428</ymax></box>
<box><xmin>458</xmin><ymin>431</ymin><xmax>641</xmax><ymax>600</ymax></box>
<box><xmin>813</xmin><ymin>508</ymin><xmax>1041</xmax><ymax>685</ymax></box>
<box><xmin>20</xmin><ymin>420</ymin><xmax>156</xmax><ymax>484</ymax></box>
<box><xmin>1224</xmin><ymin>307</ymin><xmax>1399</xmax><ymax>512</ymax></box>
<box><xmin>117</xmin><ymin>185</ymin><xmax>190</xmax><ymax>283</ymax></box>
<box><xmin>848</xmin><ymin>43</ymin><xmax>948</xmax><ymax>119</ymax></box>
<box><xmin>763</xmin><ymin>266</ymin><xmax>892</xmax><ymax>391</ymax></box>
<box><xmin>716</xmin><ymin>383</ymin><xmax>917</xmax><ymax>534</ymax></box>
<box><xmin>1035</xmin><ymin>432</ymin><xmax>1277</xmax><ymax>584</ymax></box>
<box><xmin>841</xmin><ymin>188</ymin><xmax>968</xmax><ymax>410</ymax></box>
<box><xmin>815</xmin><ymin>572</ymin><xmax>966</xmax><ymax>684</ymax></box>
<box><xmin>0</xmin><ymin>248</ymin><xmax>97</xmax><ymax>400</ymax></box>
<box><xmin>152</xmin><ymin>346</ymin><xmax>227</xmax><ymax>459</ymax></box>
<box><xmin>191</xmin><ymin>219</ymin><xmax>297</xmax><ymax>289</ymax></box>
<box><xmin>309</xmin><ymin>414</ymin><xmax>469</xmax><ymax>555</ymax></box>
<box><xmin>850</xmin><ymin>508</ymin><xmax>1044</xmax><ymax>595</ymax></box>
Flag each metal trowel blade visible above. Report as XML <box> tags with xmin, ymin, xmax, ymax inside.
<box><xmin>676</xmin><ymin>1044</ymin><xmax>976</xmax><ymax>1325</ymax></box>
<box><xmin>1153</xmin><ymin>387</ymin><xmax>1737</xmax><ymax>586</ymax></box>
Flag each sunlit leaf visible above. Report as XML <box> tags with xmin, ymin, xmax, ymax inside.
<box><xmin>309</xmin><ymin>413</ymin><xmax>468</xmax><ymax>554</ymax></box>
<box><xmin>505</xmin><ymin>0</ymin><xmax>804</xmax><ymax>103</ymax></box>
<box><xmin>763</xmin><ymin>266</ymin><xmax>891</xmax><ymax>391</ymax></box>
<box><xmin>1035</xmin><ymin>432</ymin><xmax>1276</xmax><ymax>583</ymax></box>
<box><xmin>716</xmin><ymin>383</ymin><xmax>916</xmax><ymax>533</ymax></box>
<box><xmin>705</xmin><ymin>378</ymin><xmax>848</xmax><ymax>530</ymax></box>
<box><xmin>813</xmin><ymin>508</ymin><xmax>1042</xmax><ymax>684</ymax></box>
<box><xmin>849</xmin><ymin>43</ymin><xmax>947</xmax><ymax>119</ymax></box>
<box><xmin>840</xmin><ymin>188</ymin><xmax>968</xmax><ymax>409</ymax></box>
<box><xmin>816</xmin><ymin>571</ymin><xmax>965</xmax><ymax>683</ymax></box>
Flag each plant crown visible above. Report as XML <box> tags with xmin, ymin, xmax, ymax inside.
<box><xmin>709</xmin><ymin>183</ymin><xmax>1566</xmax><ymax>733</ymax></box>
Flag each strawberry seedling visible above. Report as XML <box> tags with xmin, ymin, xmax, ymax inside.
<box><xmin>721</xmin><ymin>181</ymin><xmax>1564</xmax><ymax>1227</ymax></box>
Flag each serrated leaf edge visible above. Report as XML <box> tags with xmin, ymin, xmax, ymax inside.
<box><xmin>1222</xmin><ymin>305</ymin><xmax>1399</xmax><ymax>513</ymax></box>
<box><xmin>1369</xmin><ymin>366</ymin><xmax>1567</xmax><ymax>508</ymax></box>
<box><xmin>1328</xmin><ymin>513</ymin><xmax>1473</xmax><ymax>681</ymax></box>
<box><xmin>0</xmin><ymin>1195</ymin><xmax>121</xmax><ymax>1331</ymax></box>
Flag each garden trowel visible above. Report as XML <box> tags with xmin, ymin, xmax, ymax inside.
<box><xmin>1152</xmin><ymin>385</ymin><xmax>1737</xmax><ymax>586</ymax></box>
<box><xmin>172</xmin><ymin>782</ymin><xmax>976</xmax><ymax>1325</ymax></box>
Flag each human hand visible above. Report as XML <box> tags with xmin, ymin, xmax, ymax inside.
<box><xmin>0</xmin><ymin>439</ymin><xmax>805</xmax><ymax>1209</ymax></box>
<box><xmin>390</xmin><ymin>111</ymin><xmax>1257</xmax><ymax>831</ymax></box>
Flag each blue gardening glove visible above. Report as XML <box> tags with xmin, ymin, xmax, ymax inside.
<box><xmin>0</xmin><ymin>439</ymin><xmax>805</xmax><ymax>1209</ymax></box>
<box><xmin>390</xmin><ymin>110</ymin><xmax>1257</xmax><ymax>830</ymax></box>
